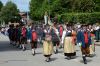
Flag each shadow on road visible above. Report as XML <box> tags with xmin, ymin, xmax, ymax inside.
<box><xmin>0</xmin><ymin>41</ymin><xmax>21</xmax><ymax>52</ymax></box>
<box><xmin>80</xmin><ymin>59</ymin><xmax>92</xmax><ymax>64</ymax></box>
<box><xmin>50</xmin><ymin>58</ymin><xmax>58</xmax><ymax>62</ymax></box>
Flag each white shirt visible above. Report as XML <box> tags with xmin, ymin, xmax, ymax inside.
<box><xmin>95</xmin><ymin>26</ymin><xmax>100</xmax><ymax>30</ymax></box>
<box><xmin>61</xmin><ymin>30</ymin><xmax>66</xmax><ymax>44</ymax></box>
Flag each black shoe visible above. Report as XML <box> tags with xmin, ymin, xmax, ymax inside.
<box><xmin>67</xmin><ymin>57</ymin><xmax>71</xmax><ymax>60</ymax></box>
<box><xmin>32</xmin><ymin>53</ymin><xmax>35</xmax><ymax>56</ymax></box>
<box><xmin>32</xmin><ymin>51</ymin><xmax>36</xmax><ymax>56</ymax></box>
<box><xmin>55</xmin><ymin>50</ymin><xmax>58</xmax><ymax>54</ymax></box>
<box><xmin>82</xmin><ymin>56</ymin><xmax>87</xmax><ymax>64</ymax></box>
<box><xmin>49</xmin><ymin>57</ymin><xmax>51</xmax><ymax>61</ymax></box>
<box><xmin>45</xmin><ymin>58</ymin><xmax>50</xmax><ymax>62</ymax></box>
<box><xmin>84</xmin><ymin>61</ymin><xmax>87</xmax><ymax>64</ymax></box>
<box><xmin>23</xmin><ymin>49</ymin><xmax>25</xmax><ymax>51</ymax></box>
<box><xmin>23</xmin><ymin>47</ymin><xmax>26</xmax><ymax>51</ymax></box>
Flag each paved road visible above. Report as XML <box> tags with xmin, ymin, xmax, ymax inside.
<box><xmin>0</xmin><ymin>33</ymin><xmax>100</xmax><ymax>66</ymax></box>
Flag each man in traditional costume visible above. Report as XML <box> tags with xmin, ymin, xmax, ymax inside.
<box><xmin>15</xmin><ymin>25</ymin><xmax>21</xmax><ymax>48</ymax></box>
<box><xmin>8</xmin><ymin>24</ymin><xmax>14</xmax><ymax>45</ymax></box>
<box><xmin>31</xmin><ymin>27</ymin><xmax>38</xmax><ymax>56</ymax></box>
<box><xmin>21</xmin><ymin>26</ymin><xmax>27</xmax><ymax>51</ymax></box>
<box><xmin>27</xmin><ymin>25</ymin><xmax>32</xmax><ymax>44</ymax></box>
<box><xmin>77</xmin><ymin>26</ymin><xmax>91</xmax><ymax>64</ymax></box>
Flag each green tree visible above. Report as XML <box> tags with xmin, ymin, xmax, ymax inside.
<box><xmin>0</xmin><ymin>1</ymin><xmax>3</xmax><ymax>11</ymax></box>
<box><xmin>30</xmin><ymin>0</ymin><xmax>99</xmax><ymax>21</ymax></box>
<box><xmin>94</xmin><ymin>0</ymin><xmax>100</xmax><ymax>12</ymax></box>
<box><xmin>0</xmin><ymin>1</ymin><xmax>19</xmax><ymax>24</ymax></box>
<box><xmin>30</xmin><ymin>0</ymin><xmax>44</xmax><ymax>20</ymax></box>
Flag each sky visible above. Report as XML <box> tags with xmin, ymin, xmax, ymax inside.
<box><xmin>0</xmin><ymin>0</ymin><xmax>31</xmax><ymax>12</ymax></box>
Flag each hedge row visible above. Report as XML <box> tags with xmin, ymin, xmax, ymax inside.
<box><xmin>58</xmin><ymin>12</ymin><xmax>100</xmax><ymax>24</ymax></box>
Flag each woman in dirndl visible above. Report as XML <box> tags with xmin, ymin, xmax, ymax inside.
<box><xmin>90</xmin><ymin>29</ymin><xmax>95</xmax><ymax>56</ymax></box>
<box><xmin>62</xmin><ymin>26</ymin><xmax>76</xmax><ymax>60</ymax></box>
<box><xmin>43</xmin><ymin>25</ymin><xmax>53</xmax><ymax>62</ymax></box>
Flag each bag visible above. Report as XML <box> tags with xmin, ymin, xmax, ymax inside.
<box><xmin>32</xmin><ymin>31</ymin><xmax>37</xmax><ymax>41</ymax></box>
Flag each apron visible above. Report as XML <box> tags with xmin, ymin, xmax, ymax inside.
<box><xmin>64</xmin><ymin>37</ymin><xmax>76</xmax><ymax>56</ymax></box>
<box><xmin>43</xmin><ymin>41</ymin><xmax>53</xmax><ymax>56</ymax></box>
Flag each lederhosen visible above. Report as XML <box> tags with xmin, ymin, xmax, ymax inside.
<box><xmin>21</xmin><ymin>27</ymin><xmax>27</xmax><ymax>44</ymax></box>
<box><xmin>81</xmin><ymin>32</ymin><xmax>91</xmax><ymax>55</ymax></box>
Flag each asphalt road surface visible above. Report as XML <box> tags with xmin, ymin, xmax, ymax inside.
<box><xmin>0</xmin><ymin>33</ymin><xmax>100</xmax><ymax>66</ymax></box>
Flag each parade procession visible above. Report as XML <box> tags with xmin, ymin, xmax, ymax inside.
<box><xmin>0</xmin><ymin>19</ymin><xmax>99</xmax><ymax>64</ymax></box>
<box><xmin>0</xmin><ymin>0</ymin><xmax>100</xmax><ymax>65</ymax></box>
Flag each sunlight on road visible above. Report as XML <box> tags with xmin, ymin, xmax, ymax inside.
<box><xmin>0</xmin><ymin>33</ymin><xmax>9</xmax><ymax>42</ymax></box>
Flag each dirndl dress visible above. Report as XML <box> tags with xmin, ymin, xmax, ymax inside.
<box><xmin>43</xmin><ymin>41</ymin><xmax>53</xmax><ymax>57</ymax></box>
<box><xmin>64</xmin><ymin>37</ymin><xmax>76</xmax><ymax>56</ymax></box>
<box><xmin>90</xmin><ymin>35</ymin><xmax>95</xmax><ymax>55</ymax></box>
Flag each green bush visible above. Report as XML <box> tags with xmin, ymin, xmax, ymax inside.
<box><xmin>59</xmin><ymin>12</ymin><xmax>100</xmax><ymax>24</ymax></box>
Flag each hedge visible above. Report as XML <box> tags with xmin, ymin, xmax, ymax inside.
<box><xmin>58</xmin><ymin>12</ymin><xmax>100</xmax><ymax>24</ymax></box>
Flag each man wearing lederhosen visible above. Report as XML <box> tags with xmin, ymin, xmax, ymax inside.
<box><xmin>21</xmin><ymin>25</ymin><xmax>27</xmax><ymax>51</ymax></box>
<box><xmin>31</xmin><ymin>26</ymin><xmax>38</xmax><ymax>56</ymax></box>
<box><xmin>77</xmin><ymin>25</ymin><xmax>91</xmax><ymax>64</ymax></box>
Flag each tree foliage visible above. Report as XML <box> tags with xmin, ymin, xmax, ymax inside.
<box><xmin>0</xmin><ymin>1</ymin><xmax>19</xmax><ymax>23</ymax></box>
<box><xmin>0</xmin><ymin>1</ymin><xmax>3</xmax><ymax>11</ymax></box>
<box><xmin>30</xmin><ymin>0</ymin><xmax>100</xmax><ymax>23</ymax></box>
<box><xmin>94</xmin><ymin>0</ymin><xmax>100</xmax><ymax>12</ymax></box>
<box><xmin>59</xmin><ymin>12</ymin><xmax>100</xmax><ymax>24</ymax></box>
